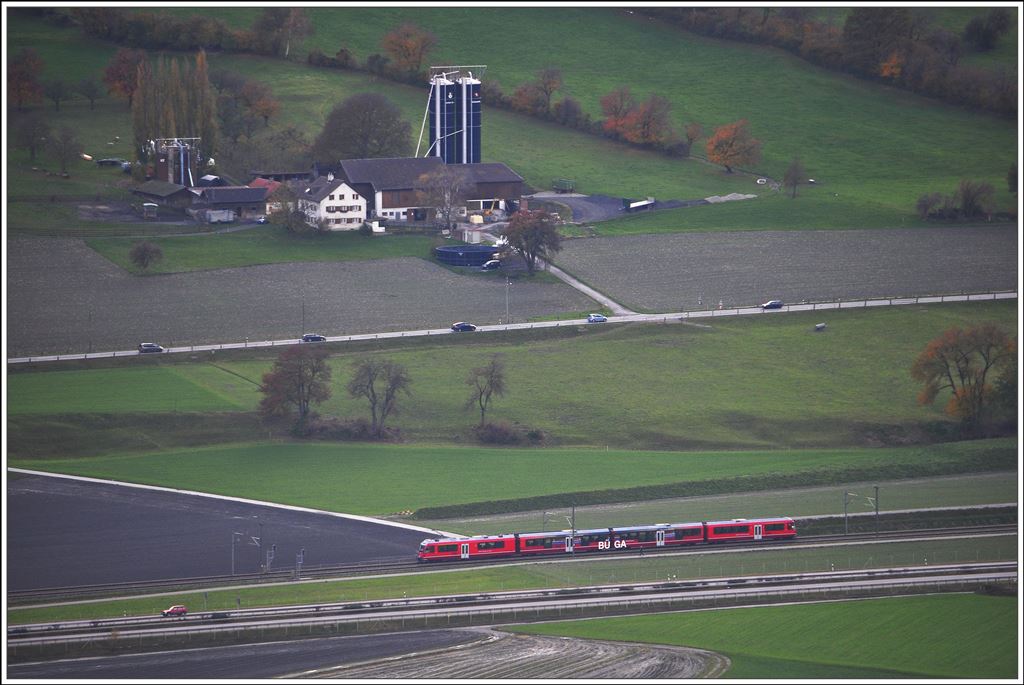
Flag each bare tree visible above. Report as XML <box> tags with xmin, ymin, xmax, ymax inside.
<box><xmin>466</xmin><ymin>354</ymin><xmax>507</xmax><ymax>426</ymax></box>
<box><xmin>783</xmin><ymin>156</ymin><xmax>806</xmax><ymax>198</ymax></box>
<box><xmin>77</xmin><ymin>78</ymin><xmax>103</xmax><ymax>109</ymax></box>
<box><xmin>347</xmin><ymin>358</ymin><xmax>412</xmax><ymax>438</ymax></box>
<box><xmin>129</xmin><ymin>241</ymin><xmax>163</xmax><ymax>270</ymax></box>
<box><xmin>47</xmin><ymin>126</ymin><xmax>81</xmax><ymax>173</ymax></box>
<box><xmin>955</xmin><ymin>179</ymin><xmax>995</xmax><ymax>218</ymax></box>
<box><xmin>535</xmin><ymin>67</ymin><xmax>563</xmax><ymax>113</ymax></box>
<box><xmin>415</xmin><ymin>165</ymin><xmax>470</xmax><ymax>230</ymax></box>
<box><xmin>43</xmin><ymin>79</ymin><xmax>73</xmax><ymax>112</ymax></box>
<box><xmin>13</xmin><ymin>115</ymin><xmax>50</xmax><ymax>162</ymax></box>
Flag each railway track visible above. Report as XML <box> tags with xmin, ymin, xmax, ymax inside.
<box><xmin>8</xmin><ymin>524</ymin><xmax>1014</xmax><ymax>607</ymax></box>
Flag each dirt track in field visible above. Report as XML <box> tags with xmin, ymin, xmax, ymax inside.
<box><xmin>302</xmin><ymin>629</ymin><xmax>729</xmax><ymax>679</ymax></box>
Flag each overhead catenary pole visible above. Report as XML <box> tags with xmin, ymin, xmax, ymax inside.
<box><xmin>874</xmin><ymin>485</ymin><xmax>880</xmax><ymax>536</ymax></box>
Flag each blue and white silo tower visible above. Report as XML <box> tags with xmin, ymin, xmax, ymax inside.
<box><xmin>456</xmin><ymin>74</ymin><xmax>481</xmax><ymax>164</ymax></box>
<box><xmin>429</xmin><ymin>74</ymin><xmax>458</xmax><ymax>163</ymax></box>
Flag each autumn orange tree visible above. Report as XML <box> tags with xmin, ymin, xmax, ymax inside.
<box><xmin>103</xmin><ymin>47</ymin><xmax>147</xmax><ymax>108</ymax></box>
<box><xmin>259</xmin><ymin>345</ymin><xmax>333</xmax><ymax>425</ymax></box>
<box><xmin>910</xmin><ymin>323</ymin><xmax>1015</xmax><ymax>429</ymax></box>
<box><xmin>381</xmin><ymin>23</ymin><xmax>437</xmax><ymax>74</ymax></box>
<box><xmin>706</xmin><ymin>119</ymin><xmax>762</xmax><ymax>173</ymax></box>
<box><xmin>8</xmin><ymin>48</ymin><xmax>44</xmax><ymax>111</ymax></box>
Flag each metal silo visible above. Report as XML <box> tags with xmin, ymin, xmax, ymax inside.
<box><xmin>457</xmin><ymin>73</ymin><xmax>481</xmax><ymax>164</ymax></box>
<box><xmin>429</xmin><ymin>73</ymin><xmax>458</xmax><ymax>163</ymax></box>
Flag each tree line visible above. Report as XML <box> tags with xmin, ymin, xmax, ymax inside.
<box><xmin>635</xmin><ymin>6</ymin><xmax>1016</xmax><ymax>118</ymax></box>
<box><xmin>259</xmin><ymin>346</ymin><xmax>528</xmax><ymax>444</ymax></box>
<box><xmin>38</xmin><ymin>8</ymin><xmax>766</xmax><ymax>170</ymax></box>
<box><xmin>258</xmin><ymin>321</ymin><xmax>1016</xmax><ymax>443</ymax></box>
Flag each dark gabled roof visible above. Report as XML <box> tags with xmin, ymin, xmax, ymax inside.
<box><xmin>198</xmin><ymin>186</ymin><xmax>267</xmax><ymax>204</ymax></box>
<box><xmin>298</xmin><ymin>175</ymin><xmax>350</xmax><ymax>203</ymax></box>
<box><xmin>462</xmin><ymin>163</ymin><xmax>523</xmax><ymax>184</ymax></box>
<box><xmin>133</xmin><ymin>180</ymin><xmax>188</xmax><ymax>198</ymax></box>
<box><xmin>337</xmin><ymin>157</ymin><xmax>444</xmax><ymax>191</ymax></box>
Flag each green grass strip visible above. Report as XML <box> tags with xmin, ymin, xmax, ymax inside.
<box><xmin>9</xmin><ymin>438</ymin><xmax>1015</xmax><ymax>517</ymax></box>
<box><xmin>508</xmin><ymin>593</ymin><xmax>1018</xmax><ymax>679</ymax></box>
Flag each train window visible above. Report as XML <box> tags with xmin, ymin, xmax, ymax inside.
<box><xmin>525</xmin><ymin>538</ymin><xmax>555</xmax><ymax>548</ymax></box>
<box><xmin>438</xmin><ymin>544</ymin><xmax>458</xmax><ymax>553</ymax></box>
<box><xmin>676</xmin><ymin>528</ymin><xmax>701</xmax><ymax>537</ymax></box>
<box><xmin>478</xmin><ymin>541</ymin><xmax>506</xmax><ymax>550</ymax></box>
<box><xmin>713</xmin><ymin>525</ymin><xmax>750</xmax><ymax>535</ymax></box>
<box><xmin>766</xmin><ymin>523</ymin><xmax>785</xmax><ymax>532</ymax></box>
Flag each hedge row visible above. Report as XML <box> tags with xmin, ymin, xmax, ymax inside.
<box><xmin>411</xmin><ymin>448</ymin><xmax>1016</xmax><ymax>519</ymax></box>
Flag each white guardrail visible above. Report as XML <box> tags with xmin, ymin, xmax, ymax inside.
<box><xmin>6</xmin><ymin>291</ymin><xmax>1017</xmax><ymax>365</ymax></box>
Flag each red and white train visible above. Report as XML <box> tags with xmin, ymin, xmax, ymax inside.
<box><xmin>417</xmin><ymin>516</ymin><xmax>796</xmax><ymax>562</ymax></box>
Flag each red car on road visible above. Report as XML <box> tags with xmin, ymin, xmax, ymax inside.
<box><xmin>161</xmin><ymin>605</ymin><xmax>188</xmax><ymax>617</ymax></box>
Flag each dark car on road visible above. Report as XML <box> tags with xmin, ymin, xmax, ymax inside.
<box><xmin>138</xmin><ymin>342</ymin><xmax>165</xmax><ymax>353</ymax></box>
<box><xmin>761</xmin><ymin>300</ymin><xmax>784</xmax><ymax>309</ymax></box>
<box><xmin>301</xmin><ymin>333</ymin><xmax>327</xmax><ymax>342</ymax></box>
<box><xmin>451</xmin><ymin>322</ymin><xmax>477</xmax><ymax>332</ymax></box>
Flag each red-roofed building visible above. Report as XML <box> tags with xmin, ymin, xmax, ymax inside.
<box><xmin>248</xmin><ymin>177</ymin><xmax>293</xmax><ymax>217</ymax></box>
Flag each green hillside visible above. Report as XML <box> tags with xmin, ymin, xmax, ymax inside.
<box><xmin>6</xmin><ymin>8</ymin><xmax>1017</xmax><ymax>235</ymax></box>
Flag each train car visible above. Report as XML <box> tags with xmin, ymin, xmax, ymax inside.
<box><xmin>610</xmin><ymin>522</ymin><xmax>705</xmax><ymax>550</ymax></box>
<box><xmin>417</xmin><ymin>516</ymin><xmax>796</xmax><ymax>561</ymax></box>
<box><xmin>417</xmin><ymin>534</ymin><xmax>517</xmax><ymax>562</ymax></box>
<box><xmin>703</xmin><ymin>517</ymin><xmax>797</xmax><ymax>543</ymax></box>
<box><xmin>517</xmin><ymin>528</ymin><xmax>612</xmax><ymax>556</ymax></box>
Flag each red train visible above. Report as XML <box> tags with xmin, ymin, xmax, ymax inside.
<box><xmin>417</xmin><ymin>516</ymin><xmax>796</xmax><ymax>562</ymax></box>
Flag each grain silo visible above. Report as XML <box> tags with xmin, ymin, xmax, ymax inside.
<box><xmin>421</xmin><ymin>66</ymin><xmax>486</xmax><ymax>164</ymax></box>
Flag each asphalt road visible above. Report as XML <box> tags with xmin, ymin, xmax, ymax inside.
<box><xmin>6</xmin><ymin>473</ymin><xmax>434</xmax><ymax>591</ymax></box>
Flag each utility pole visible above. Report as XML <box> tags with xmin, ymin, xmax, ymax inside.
<box><xmin>874</xmin><ymin>485</ymin><xmax>880</xmax><ymax>536</ymax></box>
<box><xmin>505</xmin><ymin>277</ymin><xmax>510</xmax><ymax>324</ymax></box>
<box><xmin>844</xmin><ymin>492</ymin><xmax>854</xmax><ymax>535</ymax></box>
<box><xmin>570</xmin><ymin>503</ymin><xmax>576</xmax><ymax>556</ymax></box>
<box><xmin>255</xmin><ymin>520</ymin><xmax>263</xmax><ymax>572</ymax></box>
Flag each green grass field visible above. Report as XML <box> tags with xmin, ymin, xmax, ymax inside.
<box><xmin>8</xmin><ymin>302</ymin><xmax>1016</xmax><ymax>451</ymax></box>
<box><xmin>6</xmin><ymin>9</ymin><xmax>1017</xmax><ymax>239</ymax></box>
<box><xmin>8</xmin><ymin>438</ymin><xmax>1015</xmax><ymax>517</ymax></box>
<box><xmin>422</xmin><ymin>471</ymin><xmax>1019</xmax><ymax>534</ymax></box>
<box><xmin>7</xmin><ymin>536</ymin><xmax>1016</xmax><ymax>628</ymax></box>
<box><xmin>509</xmin><ymin>593</ymin><xmax>1019</xmax><ymax>679</ymax></box>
